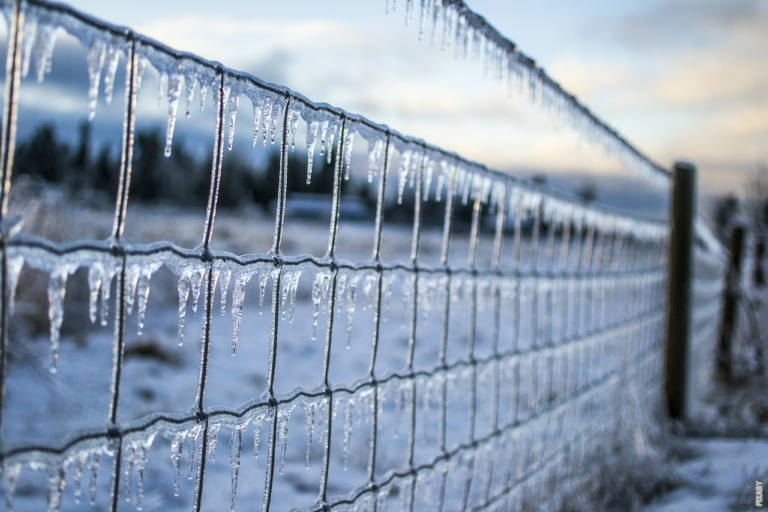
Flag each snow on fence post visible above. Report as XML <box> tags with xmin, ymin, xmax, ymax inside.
<box><xmin>716</xmin><ymin>221</ymin><xmax>746</xmax><ymax>383</ymax></box>
<box><xmin>665</xmin><ymin>161</ymin><xmax>696</xmax><ymax>419</ymax></box>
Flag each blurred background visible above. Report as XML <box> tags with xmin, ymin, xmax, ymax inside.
<box><xmin>8</xmin><ymin>0</ymin><xmax>768</xmax><ymax>222</ymax></box>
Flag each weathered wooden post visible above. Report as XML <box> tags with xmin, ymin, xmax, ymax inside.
<box><xmin>716</xmin><ymin>222</ymin><xmax>746</xmax><ymax>383</ymax></box>
<box><xmin>665</xmin><ymin>161</ymin><xmax>696</xmax><ymax>419</ymax></box>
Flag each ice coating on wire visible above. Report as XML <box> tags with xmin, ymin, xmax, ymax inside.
<box><xmin>0</xmin><ymin>1</ymin><xmax>725</xmax><ymax>511</ymax></box>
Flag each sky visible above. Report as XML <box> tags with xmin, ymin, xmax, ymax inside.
<box><xmin>16</xmin><ymin>0</ymin><xmax>768</xmax><ymax>199</ymax></box>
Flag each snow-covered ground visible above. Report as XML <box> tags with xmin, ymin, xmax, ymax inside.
<box><xmin>644</xmin><ymin>438</ymin><xmax>768</xmax><ymax>512</ymax></box>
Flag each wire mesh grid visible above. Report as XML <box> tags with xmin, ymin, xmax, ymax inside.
<box><xmin>0</xmin><ymin>1</ymin><xmax>725</xmax><ymax>511</ymax></box>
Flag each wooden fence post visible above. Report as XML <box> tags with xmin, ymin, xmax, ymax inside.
<box><xmin>716</xmin><ymin>222</ymin><xmax>746</xmax><ymax>383</ymax></box>
<box><xmin>665</xmin><ymin>161</ymin><xmax>696</xmax><ymax>419</ymax></box>
<box><xmin>754</xmin><ymin>238</ymin><xmax>765</xmax><ymax>287</ymax></box>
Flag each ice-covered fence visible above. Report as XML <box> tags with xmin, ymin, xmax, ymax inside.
<box><xmin>714</xmin><ymin>224</ymin><xmax>768</xmax><ymax>382</ymax></box>
<box><xmin>0</xmin><ymin>0</ymin><xmax>724</xmax><ymax>511</ymax></box>
<box><xmin>688</xmin><ymin>222</ymin><xmax>727</xmax><ymax>409</ymax></box>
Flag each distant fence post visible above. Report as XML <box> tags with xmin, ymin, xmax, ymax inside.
<box><xmin>716</xmin><ymin>222</ymin><xmax>746</xmax><ymax>383</ymax></box>
<box><xmin>754</xmin><ymin>238</ymin><xmax>765</xmax><ymax>287</ymax></box>
<box><xmin>665</xmin><ymin>161</ymin><xmax>696</xmax><ymax>419</ymax></box>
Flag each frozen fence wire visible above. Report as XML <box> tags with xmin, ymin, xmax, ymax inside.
<box><xmin>0</xmin><ymin>1</ymin><xmax>725</xmax><ymax>511</ymax></box>
<box><xmin>385</xmin><ymin>0</ymin><xmax>671</xmax><ymax>189</ymax></box>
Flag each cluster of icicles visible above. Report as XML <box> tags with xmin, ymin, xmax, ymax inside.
<box><xmin>7</xmin><ymin>0</ymin><xmax>668</xmax><ymax>374</ymax></box>
<box><xmin>0</xmin><ymin>342</ymin><xmax>648</xmax><ymax>512</ymax></box>
<box><xmin>0</xmin><ymin>3</ymin><xmax>676</xmax><ymax>510</ymax></box>
<box><xmin>385</xmin><ymin>0</ymin><xmax>672</xmax><ymax>189</ymax></box>
<box><xmin>16</xmin><ymin>2</ymin><xmax>661</xmax><ymax>233</ymax></box>
<box><xmin>0</xmin><ymin>370</ymin><xmax>462</xmax><ymax>511</ymax></box>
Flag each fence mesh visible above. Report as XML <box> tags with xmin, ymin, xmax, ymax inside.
<box><xmin>0</xmin><ymin>1</ymin><xmax>726</xmax><ymax>511</ymax></box>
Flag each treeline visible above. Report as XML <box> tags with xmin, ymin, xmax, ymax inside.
<box><xmin>12</xmin><ymin>121</ymin><xmax>478</xmax><ymax>226</ymax></box>
<box><xmin>13</xmin><ymin>121</ymin><xmax>348</xmax><ymax>209</ymax></box>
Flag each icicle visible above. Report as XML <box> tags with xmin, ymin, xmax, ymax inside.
<box><xmin>134</xmin><ymin>434</ymin><xmax>155</xmax><ymax>510</ymax></box>
<box><xmin>6</xmin><ymin>255</ymin><xmax>23</xmax><ymax>314</ymax></box>
<box><xmin>88</xmin><ymin>264</ymin><xmax>104</xmax><ymax>324</ymax></box>
<box><xmin>277</xmin><ymin>405</ymin><xmax>293</xmax><ymax>474</ymax></box>
<box><xmin>405</xmin><ymin>0</ymin><xmax>414</xmax><ymax>26</ymax></box>
<box><xmin>346</xmin><ymin>275</ymin><xmax>359</xmax><ymax>348</ymax></box>
<box><xmin>343</xmin><ymin>130</ymin><xmax>355</xmax><ymax>180</ymax></box>
<box><xmin>400</xmin><ymin>476</ymin><xmax>414</xmax><ymax>512</ymax></box>
<box><xmin>164</xmin><ymin>74</ymin><xmax>184</xmax><ymax>157</ymax></box>
<box><xmin>102</xmin><ymin>46</ymin><xmax>120</xmax><ymax>105</ymax></box>
<box><xmin>98</xmin><ymin>265</ymin><xmax>111</xmax><ymax>328</ymax></box>
<box><xmin>258</xmin><ymin>272</ymin><xmax>269</xmax><ymax>315</ymax></box>
<box><xmin>311</xmin><ymin>272</ymin><xmax>330</xmax><ymax>340</ymax></box>
<box><xmin>326</xmin><ymin>122</ymin><xmax>338</xmax><ymax>165</ymax></box>
<box><xmin>21</xmin><ymin>18</ymin><xmax>36</xmax><ymax>79</ymax></box>
<box><xmin>231</xmin><ymin>273</ymin><xmax>249</xmax><ymax>355</ymax></box>
<box><xmin>336</xmin><ymin>274</ymin><xmax>347</xmax><ymax>315</ymax></box>
<box><xmin>86</xmin><ymin>40</ymin><xmax>107</xmax><ymax>120</ymax></box>
<box><xmin>218</xmin><ymin>269</ymin><xmax>231</xmax><ymax>316</ymax></box>
<box><xmin>253</xmin><ymin>410</ymin><xmax>267</xmax><ymax>460</ymax></box>
<box><xmin>288</xmin><ymin>270</ymin><xmax>302</xmax><ymax>323</ymax></box>
<box><xmin>136</xmin><ymin>56</ymin><xmax>148</xmax><ymax>92</ymax></box>
<box><xmin>227</xmin><ymin>87</ymin><xmax>239</xmax><ymax>151</ymax></box>
<box><xmin>362</xmin><ymin>275</ymin><xmax>377</xmax><ymax>311</ymax></box>
<box><xmin>397</xmin><ymin>150</ymin><xmax>412</xmax><ymax>204</ymax></box>
<box><xmin>34</xmin><ymin>25</ymin><xmax>57</xmax><ymax>83</ymax></box>
<box><xmin>207</xmin><ymin>423</ymin><xmax>221</xmax><ymax>464</ymax></box>
<box><xmin>319</xmin><ymin>120</ymin><xmax>329</xmax><ymax>158</ymax></box>
<box><xmin>185</xmin><ymin>75</ymin><xmax>196</xmax><ymax>118</ymax></box>
<box><xmin>71</xmin><ymin>451</ymin><xmax>87</xmax><ymax>504</ymax></box>
<box><xmin>342</xmin><ymin>397</ymin><xmax>354</xmax><ymax>470</ymax></box>
<box><xmin>136</xmin><ymin>264</ymin><xmax>160</xmax><ymax>335</ymax></box>
<box><xmin>123</xmin><ymin>442</ymin><xmax>135</xmax><ymax>503</ymax></box>
<box><xmin>280</xmin><ymin>271</ymin><xmax>290</xmax><ymax>321</ymax></box>
<box><xmin>252</xmin><ymin>99</ymin><xmax>263</xmax><ymax>147</ymax></box>
<box><xmin>46</xmin><ymin>466</ymin><xmax>66</xmax><ymax>512</ymax></box>
<box><xmin>48</xmin><ymin>267</ymin><xmax>70</xmax><ymax>373</ymax></box>
<box><xmin>187</xmin><ymin>425</ymin><xmax>203</xmax><ymax>480</ymax></box>
<box><xmin>289</xmin><ymin>109</ymin><xmax>300</xmax><ymax>151</ymax></box>
<box><xmin>89</xmin><ymin>452</ymin><xmax>101</xmax><ymax>505</ymax></box>
<box><xmin>124</xmin><ymin>265</ymin><xmax>141</xmax><ymax>315</ymax></box>
<box><xmin>158</xmin><ymin>72</ymin><xmax>167</xmax><ymax>106</ymax></box>
<box><xmin>190</xmin><ymin>267</ymin><xmax>206</xmax><ymax>314</ymax></box>
<box><xmin>177</xmin><ymin>269</ymin><xmax>192</xmax><ymax>346</ymax></box>
<box><xmin>170</xmin><ymin>433</ymin><xmax>183</xmax><ymax>496</ymax></box>
<box><xmin>270</xmin><ymin>102</ymin><xmax>282</xmax><ymax>145</ymax></box>
<box><xmin>2</xmin><ymin>463</ymin><xmax>20</xmax><ymax>512</ymax></box>
<box><xmin>306</xmin><ymin>120</ymin><xmax>319</xmax><ymax>184</ymax></box>
<box><xmin>199</xmin><ymin>79</ymin><xmax>208</xmax><ymax>111</ymax></box>
<box><xmin>230</xmin><ymin>427</ymin><xmax>243</xmax><ymax>511</ymax></box>
<box><xmin>303</xmin><ymin>400</ymin><xmax>316</xmax><ymax>469</ymax></box>
<box><xmin>368</xmin><ymin>138</ymin><xmax>384</xmax><ymax>183</ymax></box>
<box><xmin>418</xmin><ymin>0</ymin><xmax>430</xmax><ymax>40</ymax></box>
<box><xmin>377</xmin><ymin>485</ymin><xmax>391</xmax><ymax>512</ymax></box>
<box><xmin>261</xmin><ymin>100</ymin><xmax>273</xmax><ymax>146</ymax></box>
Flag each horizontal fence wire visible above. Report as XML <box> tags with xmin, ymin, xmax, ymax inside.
<box><xmin>0</xmin><ymin>0</ymin><xmax>727</xmax><ymax>511</ymax></box>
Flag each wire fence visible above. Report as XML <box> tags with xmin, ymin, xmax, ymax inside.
<box><xmin>0</xmin><ymin>1</ymin><xmax>728</xmax><ymax>511</ymax></box>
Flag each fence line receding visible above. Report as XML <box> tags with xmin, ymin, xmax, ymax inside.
<box><xmin>0</xmin><ymin>1</ymin><xmax>726</xmax><ymax>511</ymax></box>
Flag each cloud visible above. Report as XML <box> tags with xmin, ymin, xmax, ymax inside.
<box><xmin>605</xmin><ymin>0</ymin><xmax>768</xmax><ymax>50</ymax></box>
<box><xmin>547</xmin><ymin>55</ymin><xmax>634</xmax><ymax>99</ymax></box>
